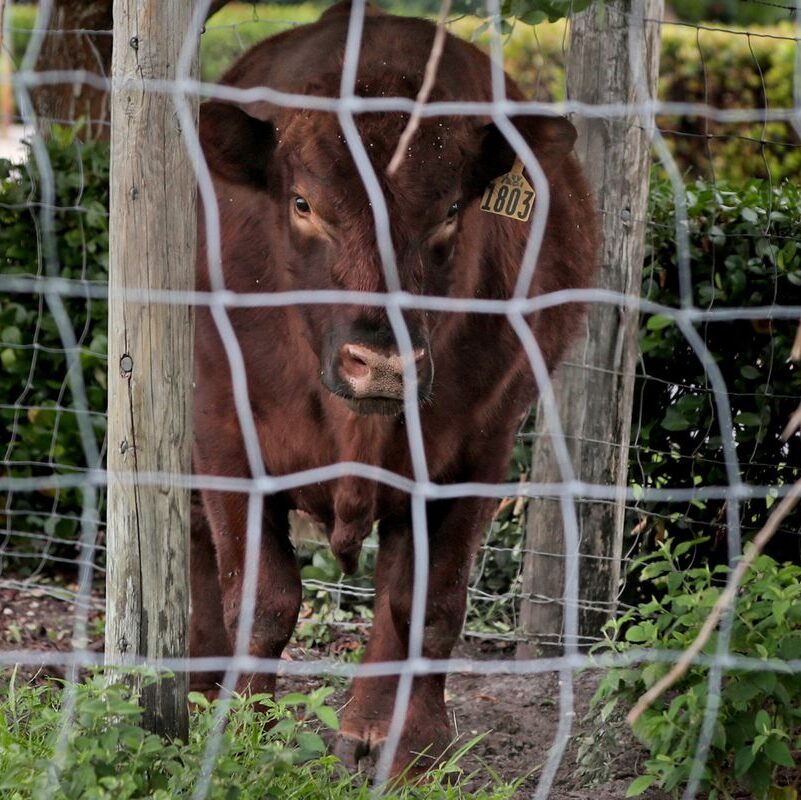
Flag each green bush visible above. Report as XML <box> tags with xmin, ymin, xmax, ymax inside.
<box><xmin>494</xmin><ymin>19</ymin><xmax>799</xmax><ymax>182</ymax></box>
<box><xmin>670</xmin><ymin>0</ymin><xmax>789</xmax><ymax>25</ymax></box>
<box><xmin>582</xmin><ymin>538</ymin><xmax>801</xmax><ymax>799</ymax></box>
<box><xmin>4</xmin><ymin>5</ymin><xmax>38</xmax><ymax>64</ymax></box>
<box><xmin>634</xmin><ymin>175</ymin><xmax>801</xmax><ymax>564</ymax></box>
<box><xmin>653</xmin><ymin>24</ymin><xmax>800</xmax><ymax>183</ymax></box>
<box><xmin>0</xmin><ymin>126</ymin><xmax>108</xmax><ymax>573</ymax></box>
<box><xmin>200</xmin><ymin>4</ymin><xmax>323</xmax><ymax>83</ymax></box>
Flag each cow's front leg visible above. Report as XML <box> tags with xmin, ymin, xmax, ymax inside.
<box><xmin>189</xmin><ymin>496</ymin><xmax>231</xmax><ymax>697</ymax></box>
<box><xmin>201</xmin><ymin>488</ymin><xmax>301</xmax><ymax>699</ymax></box>
<box><xmin>388</xmin><ymin>496</ymin><xmax>496</xmax><ymax>776</ymax></box>
<box><xmin>334</xmin><ymin>519</ymin><xmax>408</xmax><ymax>766</ymax></box>
<box><xmin>336</xmin><ymin>497</ymin><xmax>495</xmax><ymax>776</ymax></box>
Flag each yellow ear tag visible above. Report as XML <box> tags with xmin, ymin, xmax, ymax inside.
<box><xmin>479</xmin><ymin>159</ymin><xmax>535</xmax><ymax>222</ymax></box>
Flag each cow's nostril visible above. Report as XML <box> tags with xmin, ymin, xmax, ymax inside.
<box><xmin>341</xmin><ymin>345</ymin><xmax>371</xmax><ymax>379</ymax></box>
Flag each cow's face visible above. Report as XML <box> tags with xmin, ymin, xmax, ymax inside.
<box><xmin>199</xmin><ymin>92</ymin><xmax>575</xmax><ymax>416</ymax></box>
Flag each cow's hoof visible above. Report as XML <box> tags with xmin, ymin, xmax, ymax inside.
<box><xmin>333</xmin><ymin>733</ymin><xmax>371</xmax><ymax>771</ymax></box>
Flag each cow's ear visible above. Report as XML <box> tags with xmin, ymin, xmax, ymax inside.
<box><xmin>466</xmin><ymin>115</ymin><xmax>577</xmax><ymax>197</ymax></box>
<box><xmin>199</xmin><ymin>101</ymin><xmax>276</xmax><ymax>189</ymax></box>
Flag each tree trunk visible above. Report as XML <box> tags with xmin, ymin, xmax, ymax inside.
<box><xmin>31</xmin><ymin>1</ymin><xmax>113</xmax><ymax>139</ymax></box>
<box><xmin>29</xmin><ymin>0</ymin><xmax>230</xmax><ymax>139</ymax></box>
<box><xmin>517</xmin><ymin>0</ymin><xmax>663</xmax><ymax>657</ymax></box>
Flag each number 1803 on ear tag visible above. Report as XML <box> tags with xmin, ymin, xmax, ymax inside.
<box><xmin>480</xmin><ymin>159</ymin><xmax>535</xmax><ymax>222</ymax></box>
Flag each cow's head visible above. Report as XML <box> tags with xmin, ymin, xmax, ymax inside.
<box><xmin>199</xmin><ymin>78</ymin><xmax>575</xmax><ymax>416</ymax></box>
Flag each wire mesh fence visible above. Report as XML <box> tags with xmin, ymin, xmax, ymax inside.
<box><xmin>1</xmin><ymin>0</ymin><xmax>800</xmax><ymax>797</ymax></box>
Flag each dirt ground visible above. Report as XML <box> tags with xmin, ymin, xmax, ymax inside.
<box><xmin>0</xmin><ymin>580</ymin><xmax>668</xmax><ymax>799</ymax></box>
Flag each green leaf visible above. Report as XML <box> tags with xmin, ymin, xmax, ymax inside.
<box><xmin>294</xmin><ymin>731</ymin><xmax>326</xmax><ymax>755</ymax></box>
<box><xmin>673</xmin><ymin>537</ymin><xmax>706</xmax><ymax>558</ymax></box>
<box><xmin>767</xmin><ymin>787</ymin><xmax>797</xmax><ymax>800</ymax></box>
<box><xmin>647</xmin><ymin>314</ymin><xmax>675</xmax><ymax>331</ymax></box>
<box><xmin>745</xmin><ymin>754</ymin><xmax>772</xmax><ymax>799</ymax></box>
<box><xmin>0</xmin><ymin>348</ymin><xmax>16</xmax><ymax>370</ymax></box>
<box><xmin>626</xmin><ymin>774</ymin><xmax>657</xmax><ymax>797</ymax></box>
<box><xmin>661</xmin><ymin>407</ymin><xmax>692</xmax><ymax>432</ymax></box>
<box><xmin>1</xmin><ymin>326</ymin><xmax>22</xmax><ymax>345</ymax></box>
<box><xmin>735</xmin><ymin>745</ymin><xmax>756</xmax><ymax>777</ymax></box>
<box><xmin>313</xmin><ymin>705</ymin><xmax>339</xmax><ymax>731</ymax></box>
<box><xmin>270</xmin><ymin>718</ymin><xmax>297</xmax><ymax>737</ymax></box>
<box><xmin>518</xmin><ymin>9</ymin><xmax>548</xmax><ymax>24</ymax></box>
<box><xmin>280</xmin><ymin>693</ymin><xmax>310</xmax><ymax>707</ymax></box>
<box><xmin>765</xmin><ymin>739</ymin><xmax>795</xmax><ymax>768</ymax></box>
<box><xmin>625</xmin><ymin>623</ymin><xmax>655</xmax><ymax>644</ymax></box>
<box><xmin>778</xmin><ymin>634</ymin><xmax>801</xmax><ymax>660</ymax></box>
<box><xmin>755</xmin><ymin>710</ymin><xmax>771</xmax><ymax>734</ymax></box>
<box><xmin>752</xmin><ymin>672</ymin><xmax>777</xmax><ymax>695</ymax></box>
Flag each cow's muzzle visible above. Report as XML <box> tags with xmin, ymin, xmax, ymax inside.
<box><xmin>323</xmin><ymin>336</ymin><xmax>433</xmax><ymax>415</ymax></box>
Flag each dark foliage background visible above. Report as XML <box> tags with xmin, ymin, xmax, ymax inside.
<box><xmin>0</xmin><ymin>129</ymin><xmax>108</xmax><ymax>575</ymax></box>
<box><xmin>634</xmin><ymin>174</ymin><xmax>801</xmax><ymax>564</ymax></box>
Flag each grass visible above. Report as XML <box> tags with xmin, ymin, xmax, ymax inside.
<box><xmin>0</xmin><ymin>669</ymin><xmax>521</xmax><ymax>800</ymax></box>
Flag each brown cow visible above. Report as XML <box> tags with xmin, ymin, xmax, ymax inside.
<box><xmin>191</xmin><ymin>0</ymin><xmax>598</xmax><ymax>776</ymax></box>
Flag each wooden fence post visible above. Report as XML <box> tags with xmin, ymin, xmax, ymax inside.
<box><xmin>517</xmin><ymin>0</ymin><xmax>663</xmax><ymax>657</ymax></box>
<box><xmin>105</xmin><ymin>0</ymin><xmax>198</xmax><ymax>738</ymax></box>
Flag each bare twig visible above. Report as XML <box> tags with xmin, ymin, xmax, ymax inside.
<box><xmin>493</xmin><ymin>472</ymin><xmax>529</xmax><ymax>519</ymax></box>
<box><xmin>782</xmin><ymin>321</ymin><xmax>801</xmax><ymax>441</ymax></box>
<box><xmin>791</xmin><ymin>320</ymin><xmax>801</xmax><ymax>363</ymax></box>
<box><xmin>0</xmin><ymin>0</ymin><xmax>9</xmax><ymax>136</ymax></box>
<box><xmin>0</xmin><ymin>0</ymin><xmax>6</xmax><ymax>57</ymax></box>
<box><xmin>782</xmin><ymin>403</ymin><xmax>801</xmax><ymax>441</ymax></box>
<box><xmin>494</xmin><ymin>496</ymin><xmax>515</xmax><ymax>517</ymax></box>
<box><xmin>386</xmin><ymin>0</ymin><xmax>452</xmax><ymax>177</ymax></box>
<box><xmin>627</xmin><ymin>478</ymin><xmax>801</xmax><ymax>726</ymax></box>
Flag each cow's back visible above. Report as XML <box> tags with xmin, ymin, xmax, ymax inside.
<box><xmin>220</xmin><ymin>8</ymin><xmax>518</xmax><ymax>105</ymax></box>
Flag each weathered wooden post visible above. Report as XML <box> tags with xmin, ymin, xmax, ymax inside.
<box><xmin>105</xmin><ymin>0</ymin><xmax>198</xmax><ymax>738</ymax></box>
<box><xmin>518</xmin><ymin>0</ymin><xmax>663</xmax><ymax>657</ymax></box>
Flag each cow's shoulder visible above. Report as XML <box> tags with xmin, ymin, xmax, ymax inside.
<box><xmin>320</xmin><ymin>1</ymin><xmax>386</xmax><ymax>19</ymax></box>
<box><xmin>218</xmin><ymin>6</ymin><xmax>501</xmax><ymax>105</ymax></box>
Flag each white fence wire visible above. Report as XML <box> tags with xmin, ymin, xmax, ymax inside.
<box><xmin>1</xmin><ymin>0</ymin><xmax>801</xmax><ymax>797</ymax></box>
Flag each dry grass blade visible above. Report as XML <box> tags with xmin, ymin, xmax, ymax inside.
<box><xmin>782</xmin><ymin>321</ymin><xmax>801</xmax><ymax>441</ymax></box>
<box><xmin>782</xmin><ymin>403</ymin><xmax>801</xmax><ymax>442</ymax></box>
<box><xmin>791</xmin><ymin>320</ymin><xmax>801</xmax><ymax>362</ymax></box>
<box><xmin>0</xmin><ymin>0</ymin><xmax>6</xmax><ymax>61</ymax></box>
<box><xmin>386</xmin><ymin>0</ymin><xmax>452</xmax><ymax>177</ymax></box>
<box><xmin>627</xmin><ymin>478</ymin><xmax>801</xmax><ymax>726</ymax></box>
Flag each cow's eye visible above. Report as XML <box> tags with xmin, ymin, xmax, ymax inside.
<box><xmin>294</xmin><ymin>196</ymin><xmax>311</xmax><ymax>215</ymax></box>
<box><xmin>446</xmin><ymin>202</ymin><xmax>459</xmax><ymax>221</ymax></box>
